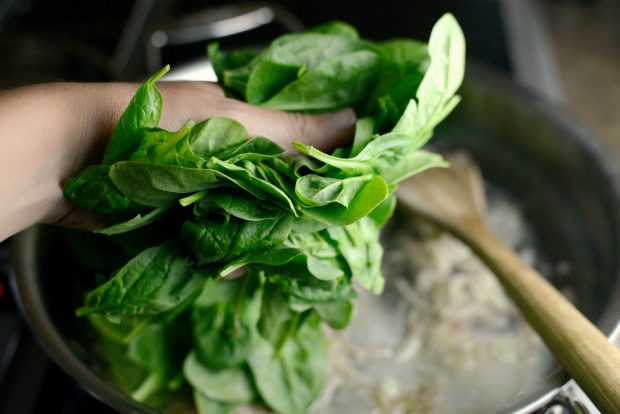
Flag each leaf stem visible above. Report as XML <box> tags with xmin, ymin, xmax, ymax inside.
<box><xmin>131</xmin><ymin>371</ymin><xmax>162</xmax><ymax>402</ymax></box>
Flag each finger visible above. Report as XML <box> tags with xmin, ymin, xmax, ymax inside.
<box><xmin>157</xmin><ymin>82</ymin><xmax>227</xmax><ymax>130</ymax></box>
<box><xmin>158</xmin><ymin>82</ymin><xmax>356</xmax><ymax>152</ymax></box>
<box><xmin>48</xmin><ymin>200</ymin><xmax>107</xmax><ymax>231</ymax></box>
<box><xmin>222</xmin><ymin>101</ymin><xmax>356</xmax><ymax>152</ymax></box>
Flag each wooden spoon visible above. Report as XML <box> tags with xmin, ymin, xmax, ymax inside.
<box><xmin>397</xmin><ymin>152</ymin><xmax>620</xmax><ymax>413</ymax></box>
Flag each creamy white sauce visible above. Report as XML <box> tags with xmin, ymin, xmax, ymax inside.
<box><xmin>310</xmin><ymin>190</ymin><xmax>555</xmax><ymax>414</ymax></box>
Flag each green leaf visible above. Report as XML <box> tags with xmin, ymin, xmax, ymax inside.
<box><xmin>295</xmin><ymin>174</ymin><xmax>373</xmax><ymax>207</ymax></box>
<box><xmin>350</xmin><ymin>116</ymin><xmax>376</xmax><ymax>156</ymax></box>
<box><xmin>95</xmin><ymin>207</ymin><xmax>170</xmax><ymax>235</ymax></box>
<box><xmin>382</xmin><ymin>149</ymin><xmax>448</xmax><ymax>185</ymax></box>
<box><xmin>218</xmin><ymin>136</ymin><xmax>284</xmax><ymax>164</ymax></box>
<box><xmin>67</xmin><ymin>15</ymin><xmax>467</xmax><ymax>414</ymax></box>
<box><xmin>306</xmin><ymin>255</ymin><xmax>344</xmax><ymax>281</ymax></box>
<box><xmin>263</xmin><ymin>31</ymin><xmax>364</xmax><ymax>70</ymax></box>
<box><xmin>207</xmin><ymin>158</ymin><xmax>297</xmax><ymax>214</ymax></box>
<box><xmin>109</xmin><ymin>161</ymin><xmax>222</xmax><ymax>207</ymax></box>
<box><xmin>293</xmin><ymin>132</ymin><xmax>410</xmax><ymax>175</ymax></box>
<box><xmin>246</xmin><ymin>59</ymin><xmax>301</xmax><ymax>104</ymax></box>
<box><xmin>129</xmin><ymin>117</ymin><xmax>249</xmax><ymax>169</ymax></box>
<box><xmin>299</xmin><ymin>175</ymin><xmax>389</xmax><ymax>226</ymax></box>
<box><xmin>377</xmin><ymin>38</ymin><xmax>429</xmax><ymax>74</ymax></box>
<box><xmin>208</xmin><ymin>43</ymin><xmax>257</xmax><ymax>99</ymax></box>
<box><xmin>327</xmin><ymin>217</ymin><xmax>385</xmax><ymax>294</ymax></box>
<box><xmin>194</xmin><ymin>391</ymin><xmax>240</xmax><ymax>414</ymax></box>
<box><xmin>77</xmin><ymin>241</ymin><xmax>208</xmax><ymax>316</ymax></box>
<box><xmin>367</xmin><ymin>193</ymin><xmax>397</xmax><ymax>227</ymax></box>
<box><xmin>129</xmin><ymin>121</ymin><xmax>197</xmax><ymax>167</ymax></box>
<box><xmin>315</xmin><ymin>300</ymin><xmax>353</xmax><ymax>329</ymax></box>
<box><xmin>261</xmin><ymin>50</ymin><xmax>382</xmax><ymax>112</ymax></box>
<box><xmin>248</xmin><ymin>317</ymin><xmax>327</xmax><ymax>414</ymax></box>
<box><xmin>129</xmin><ymin>322</ymin><xmax>178</xmax><ymax>371</ymax></box>
<box><xmin>276</xmin><ymin>266</ymin><xmax>356</xmax><ymax>307</ymax></box>
<box><xmin>103</xmin><ymin>66</ymin><xmax>169</xmax><ymax>164</ymax></box>
<box><xmin>218</xmin><ymin>247</ymin><xmax>301</xmax><ymax>277</ymax></box>
<box><xmin>189</xmin><ymin>117</ymin><xmax>249</xmax><ymax>158</ymax></box>
<box><xmin>192</xmin><ymin>276</ymin><xmax>263</xmax><ymax>370</ymax></box>
<box><xmin>182</xmin><ymin>213</ymin><xmax>294</xmax><ymax>265</ymax></box>
<box><xmin>184</xmin><ymin>351</ymin><xmax>256</xmax><ymax>403</ymax></box>
<box><xmin>258</xmin><ymin>284</ymin><xmax>294</xmax><ymax>343</ymax></box>
<box><xmin>127</xmin><ymin>315</ymin><xmax>190</xmax><ymax>401</ymax></box>
<box><xmin>197</xmin><ymin>192</ymin><xmax>280</xmax><ymax>221</ymax></box>
<box><xmin>308</xmin><ymin>21</ymin><xmax>359</xmax><ymax>39</ymax></box>
<box><xmin>63</xmin><ymin>164</ymin><xmax>136</xmax><ymax>214</ymax></box>
<box><xmin>392</xmin><ymin>13</ymin><xmax>465</xmax><ymax>143</ymax></box>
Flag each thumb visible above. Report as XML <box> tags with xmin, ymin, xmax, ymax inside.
<box><xmin>274</xmin><ymin>108</ymin><xmax>356</xmax><ymax>151</ymax></box>
<box><xmin>226</xmin><ymin>102</ymin><xmax>356</xmax><ymax>152</ymax></box>
<box><xmin>157</xmin><ymin>82</ymin><xmax>355</xmax><ymax>151</ymax></box>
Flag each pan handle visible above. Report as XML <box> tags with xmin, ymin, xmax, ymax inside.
<box><xmin>536</xmin><ymin>381</ymin><xmax>600</xmax><ymax>414</ymax></box>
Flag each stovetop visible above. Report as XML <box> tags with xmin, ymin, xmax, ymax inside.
<box><xmin>0</xmin><ymin>1</ymin><xmax>579</xmax><ymax>413</ymax></box>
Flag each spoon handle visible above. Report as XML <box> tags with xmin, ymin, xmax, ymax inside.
<box><xmin>459</xmin><ymin>220</ymin><xmax>620</xmax><ymax>413</ymax></box>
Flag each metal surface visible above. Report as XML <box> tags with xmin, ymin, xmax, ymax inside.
<box><xmin>500</xmin><ymin>0</ymin><xmax>565</xmax><ymax>104</ymax></box>
<box><xmin>146</xmin><ymin>2</ymin><xmax>305</xmax><ymax>72</ymax></box>
<box><xmin>438</xmin><ymin>67</ymin><xmax>620</xmax><ymax>413</ymax></box>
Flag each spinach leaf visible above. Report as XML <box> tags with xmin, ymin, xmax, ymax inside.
<box><xmin>194</xmin><ymin>391</ymin><xmax>240</xmax><ymax>414</ymax></box>
<box><xmin>188</xmin><ymin>117</ymin><xmax>249</xmax><ymax>158</ymax></box>
<box><xmin>109</xmin><ymin>161</ymin><xmax>222</xmax><ymax>207</ymax></box>
<box><xmin>218</xmin><ymin>247</ymin><xmax>301</xmax><ymax>277</ymax></box>
<box><xmin>66</xmin><ymin>14</ymin><xmax>467</xmax><ymax>414</ymax></box>
<box><xmin>129</xmin><ymin>122</ymin><xmax>197</xmax><ymax>167</ymax></box>
<box><xmin>184</xmin><ymin>351</ymin><xmax>256</xmax><ymax>403</ymax></box>
<box><xmin>248</xmin><ymin>316</ymin><xmax>327</xmax><ymax>414</ymax></box>
<box><xmin>196</xmin><ymin>192</ymin><xmax>280</xmax><ymax>221</ymax></box>
<box><xmin>257</xmin><ymin>284</ymin><xmax>294</xmax><ymax>344</ymax></box>
<box><xmin>182</xmin><ymin>213</ymin><xmax>294</xmax><ymax>265</ymax></box>
<box><xmin>274</xmin><ymin>265</ymin><xmax>356</xmax><ymax>309</ymax></box>
<box><xmin>299</xmin><ymin>175</ymin><xmax>389</xmax><ymax>226</ymax></box>
<box><xmin>265</xmin><ymin>32</ymin><xmax>363</xmax><ymax>68</ymax></box>
<box><xmin>308</xmin><ymin>20</ymin><xmax>359</xmax><ymax>39</ymax></box>
<box><xmin>77</xmin><ymin>241</ymin><xmax>208</xmax><ymax>316</ymax></box>
<box><xmin>295</xmin><ymin>174</ymin><xmax>373</xmax><ymax>207</ymax></box>
<box><xmin>377</xmin><ymin>39</ymin><xmax>429</xmax><ymax>75</ymax></box>
<box><xmin>261</xmin><ymin>50</ymin><xmax>382</xmax><ymax>112</ymax></box>
<box><xmin>208</xmin><ymin>43</ymin><xmax>257</xmax><ymax>100</ymax></box>
<box><xmin>130</xmin><ymin>117</ymin><xmax>249</xmax><ymax>169</ymax></box>
<box><xmin>207</xmin><ymin>158</ymin><xmax>297</xmax><ymax>214</ymax></box>
<box><xmin>391</xmin><ymin>13</ymin><xmax>465</xmax><ymax>145</ymax></box>
<box><xmin>192</xmin><ymin>276</ymin><xmax>262</xmax><ymax>370</ymax></box>
<box><xmin>95</xmin><ymin>207</ymin><xmax>170</xmax><ymax>236</ymax></box>
<box><xmin>103</xmin><ymin>66</ymin><xmax>168</xmax><ymax>164</ymax></box>
<box><xmin>218</xmin><ymin>136</ymin><xmax>284</xmax><ymax>164</ymax></box>
<box><xmin>246</xmin><ymin>59</ymin><xmax>302</xmax><ymax>104</ymax></box>
<box><xmin>367</xmin><ymin>193</ymin><xmax>397</xmax><ymax>227</ymax></box>
<box><xmin>63</xmin><ymin>164</ymin><xmax>136</xmax><ymax>215</ymax></box>
<box><xmin>327</xmin><ymin>217</ymin><xmax>384</xmax><ymax>294</ymax></box>
<box><xmin>314</xmin><ymin>300</ymin><xmax>353</xmax><ymax>329</ymax></box>
<box><xmin>127</xmin><ymin>315</ymin><xmax>190</xmax><ymax>401</ymax></box>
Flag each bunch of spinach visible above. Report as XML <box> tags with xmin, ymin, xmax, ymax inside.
<box><xmin>64</xmin><ymin>14</ymin><xmax>464</xmax><ymax>414</ymax></box>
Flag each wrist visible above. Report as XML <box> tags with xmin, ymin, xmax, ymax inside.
<box><xmin>0</xmin><ymin>82</ymin><xmax>137</xmax><ymax>241</ymax></box>
<box><xmin>45</xmin><ymin>82</ymin><xmax>139</xmax><ymax>225</ymax></box>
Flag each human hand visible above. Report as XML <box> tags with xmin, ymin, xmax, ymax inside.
<box><xmin>0</xmin><ymin>81</ymin><xmax>355</xmax><ymax>242</ymax></box>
